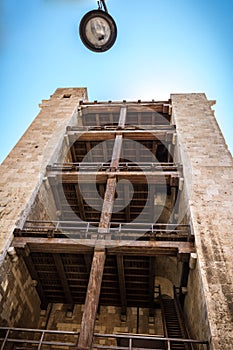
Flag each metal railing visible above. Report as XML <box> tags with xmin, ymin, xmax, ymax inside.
<box><xmin>0</xmin><ymin>327</ymin><xmax>79</xmax><ymax>349</ymax></box>
<box><xmin>93</xmin><ymin>332</ymin><xmax>210</xmax><ymax>350</ymax></box>
<box><xmin>15</xmin><ymin>221</ymin><xmax>192</xmax><ymax>241</ymax></box>
<box><xmin>0</xmin><ymin>328</ymin><xmax>209</xmax><ymax>350</ymax></box>
<box><xmin>66</xmin><ymin>124</ymin><xmax>175</xmax><ymax>131</ymax></box>
<box><xmin>46</xmin><ymin>162</ymin><xmax>179</xmax><ymax>172</ymax></box>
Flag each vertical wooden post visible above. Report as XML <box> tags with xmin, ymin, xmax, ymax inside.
<box><xmin>117</xmin><ymin>255</ymin><xmax>127</xmax><ymax>316</ymax></box>
<box><xmin>77</xmin><ymin>109</ymin><xmax>127</xmax><ymax>349</ymax></box>
<box><xmin>77</xmin><ymin>249</ymin><xmax>106</xmax><ymax>350</ymax></box>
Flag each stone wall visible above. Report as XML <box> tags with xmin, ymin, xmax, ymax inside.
<box><xmin>38</xmin><ymin>303</ymin><xmax>164</xmax><ymax>348</ymax></box>
<box><xmin>171</xmin><ymin>93</ymin><xmax>233</xmax><ymax>350</ymax></box>
<box><xmin>0</xmin><ymin>254</ymin><xmax>41</xmax><ymax>327</ymax></box>
<box><xmin>0</xmin><ymin>88</ymin><xmax>87</xmax><ymax>262</ymax></box>
<box><xmin>0</xmin><ymin>88</ymin><xmax>87</xmax><ymax>330</ymax></box>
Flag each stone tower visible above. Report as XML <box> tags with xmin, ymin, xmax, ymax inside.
<box><xmin>0</xmin><ymin>88</ymin><xmax>232</xmax><ymax>350</ymax></box>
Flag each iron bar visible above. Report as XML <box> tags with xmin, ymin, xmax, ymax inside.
<box><xmin>0</xmin><ymin>327</ymin><xmax>209</xmax><ymax>350</ymax></box>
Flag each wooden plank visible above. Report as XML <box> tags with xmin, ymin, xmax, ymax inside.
<box><xmin>117</xmin><ymin>255</ymin><xmax>127</xmax><ymax>315</ymax></box>
<box><xmin>13</xmin><ymin>238</ymin><xmax>195</xmax><ymax>256</ymax></box>
<box><xmin>118</xmin><ymin>107</ymin><xmax>127</xmax><ymax>128</ymax></box>
<box><xmin>77</xmin><ymin>249</ymin><xmax>106</xmax><ymax>350</ymax></box>
<box><xmin>53</xmin><ymin>253</ymin><xmax>74</xmax><ymax>308</ymax></box>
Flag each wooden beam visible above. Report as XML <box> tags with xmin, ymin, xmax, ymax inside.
<box><xmin>138</xmin><ymin>112</ymin><xmax>142</xmax><ymax>125</ymax></box>
<box><xmin>99</xmin><ymin>184</ymin><xmax>105</xmax><ymax>199</ymax></box>
<box><xmin>124</xmin><ymin>184</ymin><xmax>131</xmax><ymax>222</ymax></box>
<box><xmin>152</xmin><ymin>141</ymin><xmax>157</xmax><ymax>158</ymax></box>
<box><xmin>98</xmin><ymin>177</ymin><xmax>117</xmax><ymax>234</ymax></box>
<box><xmin>117</xmin><ymin>255</ymin><xmax>127</xmax><ymax>315</ymax></box>
<box><xmin>179</xmin><ymin>261</ymin><xmax>190</xmax><ymax>307</ymax></box>
<box><xmin>149</xmin><ymin>257</ymin><xmax>156</xmax><ymax>316</ymax></box>
<box><xmin>48</xmin><ymin>176</ymin><xmax>62</xmax><ymax>212</ymax></box>
<box><xmin>149</xmin><ymin>184</ymin><xmax>155</xmax><ymax>222</ymax></box>
<box><xmin>13</xmin><ymin>237</ymin><xmax>195</xmax><ymax>256</ymax></box>
<box><xmin>108</xmin><ymin>241</ymin><xmax>195</xmax><ymax>256</ymax></box>
<box><xmin>23</xmin><ymin>255</ymin><xmax>48</xmax><ymax>309</ymax></box>
<box><xmin>59</xmin><ymin>171</ymin><xmax>179</xmax><ymax>185</ymax></box>
<box><xmin>84</xmin><ymin>254</ymin><xmax>92</xmax><ymax>274</ymax></box>
<box><xmin>110</xmin><ymin>134</ymin><xmax>122</xmax><ymax>168</ymax></box>
<box><xmin>102</xmin><ymin>141</ymin><xmax>108</xmax><ymax>162</ymax></box>
<box><xmin>80</xmin><ymin>103</ymin><xmax>170</xmax><ymax>114</ymax></box>
<box><xmin>13</xmin><ymin>237</ymin><xmax>93</xmax><ymax>254</ymax></box>
<box><xmin>75</xmin><ymin>185</ymin><xmax>86</xmax><ymax>221</ymax></box>
<box><xmin>118</xmin><ymin>107</ymin><xmax>127</xmax><ymax>128</ymax></box>
<box><xmin>86</xmin><ymin>141</ymin><xmax>93</xmax><ymax>162</ymax></box>
<box><xmin>95</xmin><ymin>113</ymin><xmax>100</xmax><ymax>126</ymax></box>
<box><xmin>67</xmin><ymin>129</ymin><xmax>175</xmax><ymax>142</ymax></box>
<box><xmin>53</xmin><ymin>253</ymin><xmax>74</xmax><ymax>309</ymax></box>
<box><xmin>77</xmin><ymin>249</ymin><xmax>106</xmax><ymax>350</ymax></box>
<box><xmin>98</xmin><ymin>134</ymin><xmax>123</xmax><ymax>235</ymax></box>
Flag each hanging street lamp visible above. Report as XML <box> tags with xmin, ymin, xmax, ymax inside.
<box><xmin>79</xmin><ymin>0</ymin><xmax>117</xmax><ymax>52</ymax></box>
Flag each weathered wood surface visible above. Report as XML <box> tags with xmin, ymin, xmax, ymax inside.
<box><xmin>13</xmin><ymin>237</ymin><xmax>195</xmax><ymax>255</ymax></box>
<box><xmin>58</xmin><ymin>171</ymin><xmax>179</xmax><ymax>185</ymax></box>
<box><xmin>67</xmin><ymin>129</ymin><xmax>174</xmax><ymax>142</ymax></box>
<box><xmin>53</xmin><ymin>253</ymin><xmax>74</xmax><ymax>307</ymax></box>
<box><xmin>117</xmin><ymin>255</ymin><xmax>127</xmax><ymax>315</ymax></box>
<box><xmin>77</xmin><ymin>249</ymin><xmax>106</xmax><ymax>350</ymax></box>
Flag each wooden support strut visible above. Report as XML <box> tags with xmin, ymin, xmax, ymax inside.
<box><xmin>77</xmin><ymin>108</ymin><xmax>125</xmax><ymax>350</ymax></box>
<box><xmin>75</xmin><ymin>185</ymin><xmax>86</xmax><ymax>221</ymax></box>
<box><xmin>53</xmin><ymin>253</ymin><xmax>74</xmax><ymax>310</ymax></box>
<box><xmin>98</xmin><ymin>133</ymin><xmax>123</xmax><ymax>235</ymax></box>
<box><xmin>23</xmin><ymin>254</ymin><xmax>48</xmax><ymax>310</ymax></box>
<box><xmin>149</xmin><ymin>257</ymin><xmax>156</xmax><ymax>317</ymax></box>
<box><xmin>117</xmin><ymin>255</ymin><xmax>127</xmax><ymax>316</ymax></box>
<box><xmin>77</xmin><ymin>249</ymin><xmax>106</xmax><ymax>350</ymax></box>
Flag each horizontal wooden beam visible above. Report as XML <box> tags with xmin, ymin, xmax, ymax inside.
<box><xmin>13</xmin><ymin>237</ymin><xmax>195</xmax><ymax>256</ymax></box>
<box><xmin>67</xmin><ymin>129</ymin><xmax>174</xmax><ymax>142</ymax></box>
<box><xmin>55</xmin><ymin>171</ymin><xmax>179</xmax><ymax>185</ymax></box>
<box><xmin>80</xmin><ymin>103</ymin><xmax>170</xmax><ymax>114</ymax></box>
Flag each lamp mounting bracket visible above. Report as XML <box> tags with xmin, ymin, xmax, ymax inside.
<box><xmin>97</xmin><ymin>0</ymin><xmax>108</xmax><ymax>13</ymax></box>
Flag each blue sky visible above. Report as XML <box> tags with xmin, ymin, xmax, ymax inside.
<box><xmin>0</xmin><ymin>0</ymin><xmax>233</xmax><ymax>163</ymax></box>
